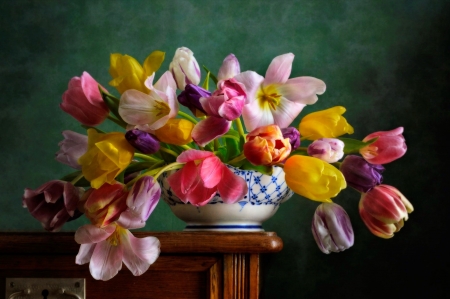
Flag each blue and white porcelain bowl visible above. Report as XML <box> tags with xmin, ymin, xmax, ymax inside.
<box><xmin>159</xmin><ymin>165</ymin><xmax>294</xmax><ymax>231</ymax></box>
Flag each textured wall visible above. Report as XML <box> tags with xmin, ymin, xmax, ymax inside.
<box><xmin>1</xmin><ymin>0</ymin><xmax>448</xmax><ymax>297</ymax></box>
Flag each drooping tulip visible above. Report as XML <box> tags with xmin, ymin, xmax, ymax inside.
<box><xmin>284</xmin><ymin>155</ymin><xmax>346</xmax><ymax>202</ymax></box>
<box><xmin>299</xmin><ymin>106</ymin><xmax>354</xmax><ymax>140</ymax></box>
<box><xmin>359</xmin><ymin>127</ymin><xmax>407</xmax><ymax>164</ymax></box>
<box><xmin>340</xmin><ymin>155</ymin><xmax>384</xmax><ymax>193</ymax></box>
<box><xmin>154</xmin><ymin>118</ymin><xmax>195</xmax><ymax>146</ymax></box>
<box><xmin>234</xmin><ymin>53</ymin><xmax>326</xmax><ymax>131</ymax></box>
<box><xmin>82</xmin><ymin>182</ymin><xmax>128</xmax><ymax>227</ymax></box>
<box><xmin>22</xmin><ymin>180</ymin><xmax>84</xmax><ymax>232</ymax></box>
<box><xmin>60</xmin><ymin>72</ymin><xmax>109</xmax><ymax>126</ymax></box>
<box><xmin>307</xmin><ymin>138</ymin><xmax>345</xmax><ymax>163</ymax></box>
<box><xmin>109</xmin><ymin>51</ymin><xmax>165</xmax><ymax>94</ymax></box>
<box><xmin>244</xmin><ymin>124</ymin><xmax>291</xmax><ymax>166</ymax></box>
<box><xmin>359</xmin><ymin>184</ymin><xmax>413</xmax><ymax>239</ymax></box>
<box><xmin>125</xmin><ymin>129</ymin><xmax>160</xmax><ymax>154</ymax></box>
<box><xmin>78</xmin><ymin>129</ymin><xmax>135</xmax><ymax>189</ymax></box>
<box><xmin>312</xmin><ymin>203</ymin><xmax>354</xmax><ymax>254</ymax></box>
<box><xmin>281</xmin><ymin>127</ymin><xmax>301</xmax><ymax>150</ymax></box>
<box><xmin>169</xmin><ymin>47</ymin><xmax>201</xmax><ymax>90</ymax></box>
<box><xmin>55</xmin><ymin>130</ymin><xmax>88</xmax><ymax>170</ymax></box>
<box><xmin>75</xmin><ymin>223</ymin><xmax>160</xmax><ymax>281</ymax></box>
<box><xmin>167</xmin><ymin>150</ymin><xmax>248</xmax><ymax>206</ymax></box>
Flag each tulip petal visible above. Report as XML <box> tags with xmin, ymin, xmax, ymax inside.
<box><xmin>200</xmin><ymin>156</ymin><xmax>223</xmax><ymax>188</ymax></box>
<box><xmin>75</xmin><ymin>224</ymin><xmax>116</xmax><ymax>244</ymax></box>
<box><xmin>180</xmin><ymin>161</ymin><xmax>201</xmax><ymax>195</ymax></box>
<box><xmin>116</xmin><ymin>209</ymin><xmax>146</xmax><ymax>229</ymax></box>
<box><xmin>234</xmin><ymin>71</ymin><xmax>264</xmax><ymax>104</ymax></box>
<box><xmin>75</xmin><ymin>243</ymin><xmax>95</xmax><ymax>265</ymax></box>
<box><xmin>271</xmin><ymin>97</ymin><xmax>306</xmax><ymax>129</ymax></box>
<box><xmin>89</xmin><ymin>239</ymin><xmax>124</xmax><ymax>281</ymax></box>
<box><xmin>185</xmin><ymin>182</ymin><xmax>217</xmax><ymax>206</ymax></box>
<box><xmin>242</xmin><ymin>99</ymin><xmax>275</xmax><ymax>132</ymax></box>
<box><xmin>217</xmin><ymin>54</ymin><xmax>241</xmax><ymax>81</ymax></box>
<box><xmin>217</xmin><ymin>165</ymin><xmax>248</xmax><ymax>203</ymax></box>
<box><xmin>176</xmin><ymin>149</ymin><xmax>214</xmax><ymax>163</ymax></box>
<box><xmin>278</xmin><ymin>76</ymin><xmax>326</xmax><ymax>104</ymax></box>
<box><xmin>122</xmin><ymin>230</ymin><xmax>160</xmax><ymax>276</ymax></box>
<box><xmin>192</xmin><ymin>117</ymin><xmax>231</xmax><ymax>147</ymax></box>
<box><xmin>264</xmin><ymin>53</ymin><xmax>294</xmax><ymax>85</ymax></box>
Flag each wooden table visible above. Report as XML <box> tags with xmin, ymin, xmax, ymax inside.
<box><xmin>0</xmin><ymin>232</ymin><xmax>283</xmax><ymax>299</ymax></box>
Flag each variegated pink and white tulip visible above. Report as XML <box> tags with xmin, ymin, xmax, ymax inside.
<box><xmin>55</xmin><ymin>130</ymin><xmax>88</xmax><ymax>170</ymax></box>
<box><xmin>307</xmin><ymin>138</ymin><xmax>345</xmax><ymax>163</ymax></box>
<box><xmin>169</xmin><ymin>47</ymin><xmax>201</xmax><ymax>90</ymax></box>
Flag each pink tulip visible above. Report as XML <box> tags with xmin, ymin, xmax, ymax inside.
<box><xmin>359</xmin><ymin>184</ymin><xmax>413</xmax><ymax>239</ymax></box>
<box><xmin>307</xmin><ymin>138</ymin><xmax>344</xmax><ymax>163</ymax></box>
<box><xmin>83</xmin><ymin>182</ymin><xmax>128</xmax><ymax>227</ymax></box>
<box><xmin>55</xmin><ymin>130</ymin><xmax>88</xmax><ymax>169</ymax></box>
<box><xmin>359</xmin><ymin>127</ymin><xmax>407</xmax><ymax>164</ymax></box>
<box><xmin>244</xmin><ymin>124</ymin><xmax>292</xmax><ymax>166</ymax></box>
<box><xmin>167</xmin><ymin>149</ymin><xmax>248</xmax><ymax>206</ymax></box>
<box><xmin>22</xmin><ymin>180</ymin><xmax>84</xmax><ymax>232</ymax></box>
<box><xmin>60</xmin><ymin>72</ymin><xmax>109</xmax><ymax>126</ymax></box>
<box><xmin>75</xmin><ymin>223</ymin><xmax>160</xmax><ymax>281</ymax></box>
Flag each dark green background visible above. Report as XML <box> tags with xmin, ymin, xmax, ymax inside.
<box><xmin>1</xmin><ymin>0</ymin><xmax>448</xmax><ymax>297</ymax></box>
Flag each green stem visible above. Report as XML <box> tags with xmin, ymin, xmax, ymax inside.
<box><xmin>107</xmin><ymin>114</ymin><xmax>127</xmax><ymax>128</ymax></box>
<box><xmin>180</xmin><ymin>144</ymin><xmax>192</xmax><ymax>150</ymax></box>
<box><xmin>70</xmin><ymin>172</ymin><xmax>84</xmax><ymax>185</ymax></box>
<box><xmin>178</xmin><ymin>111</ymin><xmax>198</xmax><ymax>124</ymax></box>
<box><xmin>159</xmin><ymin>146</ymin><xmax>179</xmax><ymax>158</ymax></box>
<box><xmin>228</xmin><ymin>153</ymin><xmax>246</xmax><ymax>165</ymax></box>
<box><xmin>235</xmin><ymin>117</ymin><xmax>246</xmax><ymax>138</ymax></box>
<box><xmin>153</xmin><ymin>162</ymin><xmax>185</xmax><ymax>180</ymax></box>
<box><xmin>214</xmin><ymin>139</ymin><xmax>220</xmax><ymax>151</ymax></box>
<box><xmin>134</xmin><ymin>153</ymin><xmax>163</xmax><ymax>163</ymax></box>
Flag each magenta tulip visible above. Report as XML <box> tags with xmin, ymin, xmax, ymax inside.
<box><xmin>359</xmin><ymin>127</ymin><xmax>407</xmax><ymax>164</ymax></box>
<box><xmin>60</xmin><ymin>71</ymin><xmax>109</xmax><ymax>126</ymax></box>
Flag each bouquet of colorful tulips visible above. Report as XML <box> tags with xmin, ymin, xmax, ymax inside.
<box><xmin>22</xmin><ymin>47</ymin><xmax>413</xmax><ymax>281</ymax></box>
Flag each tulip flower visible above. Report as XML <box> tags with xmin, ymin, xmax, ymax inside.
<box><xmin>177</xmin><ymin>84</ymin><xmax>210</xmax><ymax>117</ymax></box>
<box><xmin>78</xmin><ymin>129</ymin><xmax>135</xmax><ymax>189</ymax></box>
<box><xmin>359</xmin><ymin>184</ymin><xmax>413</xmax><ymax>239</ymax></box>
<box><xmin>299</xmin><ymin>106</ymin><xmax>354</xmax><ymax>140</ymax></box>
<box><xmin>83</xmin><ymin>182</ymin><xmax>128</xmax><ymax>227</ymax></box>
<box><xmin>244</xmin><ymin>124</ymin><xmax>291</xmax><ymax>166</ymax></box>
<box><xmin>312</xmin><ymin>203</ymin><xmax>354</xmax><ymax>254</ymax></box>
<box><xmin>117</xmin><ymin>176</ymin><xmax>160</xmax><ymax>229</ymax></box>
<box><xmin>55</xmin><ymin>130</ymin><xmax>88</xmax><ymax>170</ymax></box>
<box><xmin>359</xmin><ymin>127</ymin><xmax>407</xmax><ymax>164</ymax></box>
<box><xmin>169</xmin><ymin>47</ymin><xmax>201</xmax><ymax>90</ymax></box>
<box><xmin>22</xmin><ymin>180</ymin><xmax>84</xmax><ymax>232</ymax></box>
<box><xmin>75</xmin><ymin>223</ymin><xmax>160</xmax><ymax>281</ymax></box>
<box><xmin>167</xmin><ymin>150</ymin><xmax>248</xmax><ymax>206</ymax></box>
<box><xmin>118</xmin><ymin>71</ymin><xmax>178</xmax><ymax>131</ymax></box>
<box><xmin>125</xmin><ymin>129</ymin><xmax>160</xmax><ymax>154</ymax></box>
<box><xmin>234</xmin><ymin>53</ymin><xmax>326</xmax><ymax>131</ymax></box>
<box><xmin>281</xmin><ymin>127</ymin><xmax>301</xmax><ymax>150</ymax></box>
<box><xmin>307</xmin><ymin>138</ymin><xmax>345</xmax><ymax>163</ymax></box>
<box><xmin>217</xmin><ymin>54</ymin><xmax>241</xmax><ymax>81</ymax></box>
<box><xmin>284</xmin><ymin>155</ymin><xmax>346</xmax><ymax>202</ymax></box>
<box><xmin>60</xmin><ymin>72</ymin><xmax>109</xmax><ymax>126</ymax></box>
<box><xmin>191</xmin><ymin>116</ymin><xmax>232</xmax><ymax>147</ymax></box>
<box><xmin>154</xmin><ymin>118</ymin><xmax>194</xmax><ymax>146</ymax></box>
<box><xmin>340</xmin><ymin>155</ymin><xmax>384</xmax><ymax>193</ymax></box>
<box><xmin>109</xmin><ymin>51</ymin><xmax>165</xmax><ymax>94</ymax></box>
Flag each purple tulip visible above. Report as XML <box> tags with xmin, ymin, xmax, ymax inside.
<box><xmin>312</xmin><ymin>203</ymin><xmax>354</xmax><ymax>254</ymax></box>
<box><xmin>22</xmin><ymin>180</ymin><xmax>84</xmax><ymax>232</ymax></box>
<box><xmin>307</xmin><ymin>138</ymin><xmax>344</xmax><ymax>163</ymax></box>
<box><xmin>177</xmin><ymin>84</ymin><xmax>210</xmax><ymax>116</ymax></box>
<box><xmin>340</xmin><ymin>155</ymin><xmax>384</xmax><ymax>193</ymax></box>
<box><xmin>281</xmin><ymin>127</ymin><xmax>301</xmax><ymax>150</ymax></box>
<box><xmin>125</xmin><ymin>129</ymin><xmax>160</xmax><ymax>154</ymax></box>
<box><xmin>55</xmin><ymin>130</ymin><xmax>88</xmax><ymax>169</ymax></box>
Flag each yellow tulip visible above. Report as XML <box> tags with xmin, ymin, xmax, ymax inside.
<box><xmin>299</xmin><ymin>106</ymin><xmax>354</xmax><ymax>140</ymax></box>
<box><xmin>78</xmin><ymin>129</ymin><xmax>135</xmax><ymax>189</ymax></box>
<box><xmin>284</xmin><ymin>155</ymin><xmax>346</xmax><ymax>202</ymax></box>
<box><xmin>154</xmin><ymin>118</ymin><xmax>195</xmax><ymax>145</ymax></box>
<box><xmin>109</xmin><ymin>51</ymin><xmax>165</xmax><ymax>94</ymax></box>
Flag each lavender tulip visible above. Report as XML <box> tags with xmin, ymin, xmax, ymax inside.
<box><xmin>125</xmin><ymin>129</ymin><xmax>160</xmax><ymax>154</ymax></box>
<box><xmin>217</xmin><ymin>53</ymin><xmax>241</xmax><ymax>81</ymax></box>
<box><xmin>55</xmin><ymin>130</ymin><xmax>88</xmax><ymax>169</ymax></box>
<box><xmin>307</xmin><ymin>138</ymin><xmax>344</xmax><ymax>163</ymax></box>
<box><xmin>340</xmin><ymin>155</ymin><xmax>384</xmax><ymax>193</ymax></box>
<box><xmin>312</xmin><ymin>203</ymin><xmax>354</xmax><ymax>254</ymax></box>
<box><xmin>281</xmin><ymin>127</ymin><xmax>301</xmax><ymax>150</ymax></box>
<box><xmin>177</xmin><ymin>84</ymin><xmax>210</xmax><ymax>116</ymax></box>
<box><xmin>22</xmin><ymin>180</ymin><xmax>84</xmax><ymax>232</ymax></box>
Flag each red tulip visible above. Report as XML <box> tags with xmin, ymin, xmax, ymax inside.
<box><xmin>360</xmin><ymin>127</ymin><xmax>407</xmax><ymax>164</ymax></box>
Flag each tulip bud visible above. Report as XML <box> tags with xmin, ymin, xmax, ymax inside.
<box><xmin>22</xmin><ymin>180</ymin><xmax>84</xmax><ymax>232</ymax></box>
<box><xmin>307</xmin><ymin>138</ymin><xmax>344</xmax><ymax>163</ymax></box>
<box><xmin>340</xmin><ymin>155</ymin><xmax>384</xmax><ymax>193</ymax></box>
<box><xmin>244</xmin><ymin>124</ymin><xmax>291</xmax><ymax>166</ymax></box>
<box><xmin>169</xmin><ymin>47</ymin><xmax>201</xmax><ymax>90</ymax></box>
<box><xmin>125</xmin><ymin>129</ymin><xmax>160</xmax><ymax>154</ymax></box>
<box><xmin>55</xmin><ymin>130</ymin><xmax>88</xmax><ymax>169</ymax></box>
<box><xmin>177</xmin><ymin>84</ymin><xmax>210</xmax><ymax>117</ymax></box>
<box><xmin>83</xmin><ymin>182</ymin><xmax>128</xmax><ymax>227</ymax></box>
<box><xmin>281</xmin><ymin>127</ymin><xmax>300</xmax><ymax>150</ymax></box>
<box><xmin>312</xmin><ymin>203</ymin><xmax>354</xmax><ymax>254</ymax></box>
<box><xmin>60</xmin><ymin>72</ymin><xmax>109</xmax><ymax>126</ymax></box>
<box><xmin>217</xmin><ymin>54</ymin><xmax>241</xmax><ymax>81</ymax></box>
<box><xmin>359</xmin><ymin>184</ymin><xmax>413</xmax><ymax>238</ymax></box>
<box><xmin>360</xmin><ymin>127</ymin><xmax>407</xmax><ymax>164</ymax></box>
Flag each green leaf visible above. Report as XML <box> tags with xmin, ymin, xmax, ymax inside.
<box><xmin>99</xmin><ymin>87</ymin><xmax>126</xmax><ymax>125</ymax></box>
<box><xmin>202</xmin><ymin>71</ymin><xmax>210</xmax><ymax>90</ymax></box>
<box><xmin>233</xmin><ymin>160</ymin><xmax>273</xmax><ymax>175</ymax></box>
<box><xmin>125</xmin><ymin>161</ymin><xmax>164</xmax><ymax>174</ymax></box>
<box><xmin>202</xmin><ymin>65</ymin><xmax>218</xmax><ymax>85</ymax></box>
<box><xmin>339</xmin><ymin>137</ymin><xmax>378</xmax><ymax>154</ymax></box>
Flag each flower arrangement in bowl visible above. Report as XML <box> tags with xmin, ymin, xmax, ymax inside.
<box><xmin>22</xmin><ymin>47</ymin><xmax>413</xmax><ymax>280</ymax></box>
